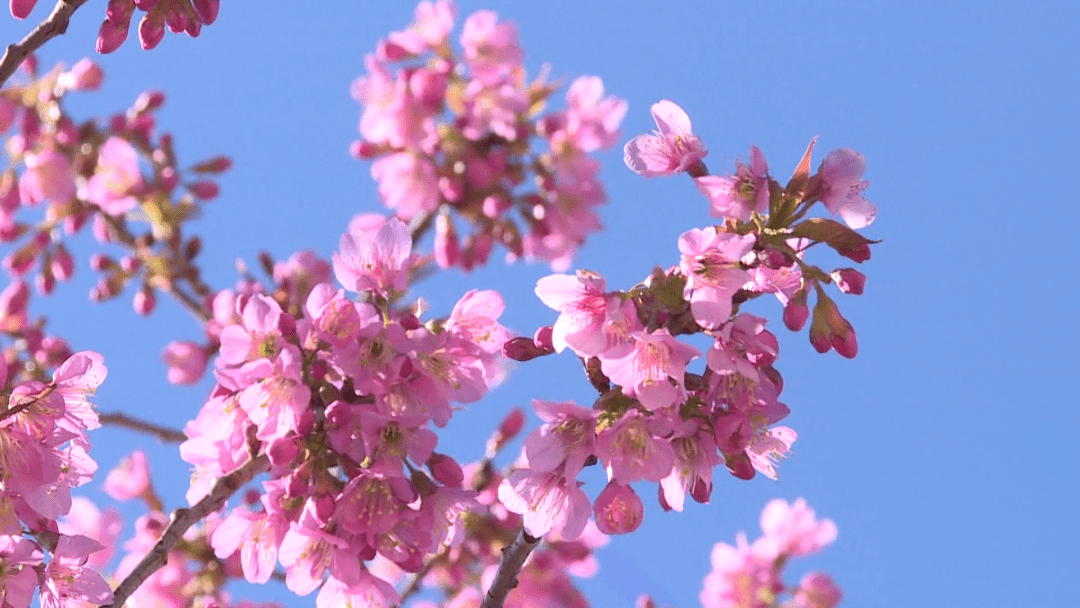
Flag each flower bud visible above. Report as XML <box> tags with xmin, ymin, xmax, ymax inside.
<box><xmin>830</xmin><ymin>268</ymin><xmax>866</xmax><ymax>295</ymax></box>
<box><xmin>593</xmin><ymin>481</ymin><xmax>644</xmax><ymax>535</ymax></box>
<box><xmin>58</xmin><ymin>58</ymin><xmax>104</xmax><ymax>91</ymax></box>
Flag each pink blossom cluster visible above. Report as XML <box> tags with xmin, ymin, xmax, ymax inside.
<box><xmin>351</xmin><ymin>0</ymin><xmax>627</xmax><ymax>271</ymax></box>
<box><xmin>699</xmin><ymin>498</ymin><xmax>841</xmax><ymax>608</ymax></box>
<box><xmin>0</xmin><ymin>58</ymin><xmax>229</xmax><ymax>385</ymax></box>
<box><xmin>498</xmin><ymin>101</ymin><xmax>877</xmax><ymax>539</ymax></box>
<box><xmin>0</xmin><ymin>351</ymin><xmax>115</xmax><ymax>607</ymax></box>
<box><xmin>161</xmin><ymin>218</ymin><xmax>523</xmax><ymax>606</ymax></box>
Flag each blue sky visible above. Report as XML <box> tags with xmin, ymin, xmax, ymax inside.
<box><xmin>4</xmin><ymin>1</ymin><xmax>1079</xmax><ymax>606</ymax></box>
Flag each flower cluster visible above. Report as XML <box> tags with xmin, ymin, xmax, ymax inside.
<box><xmin>352</xmin><ymin>0</ymin><xmax>627</xmax><ymax>271</ymax></box>
<box><xmin>0</xmin><ymin>351</ymin><xmax>114</xmax><ymax>607</ymax></box>
<box><xmin>700</xmin><ymin>498</ymin><xmax>841</xmax><ymax>608</ymax></box>
<box><xmin>500</xmin><ymin>101</ymin><xmax>876</xmax><ymax>539</ymax></box>
<box><xmin>160</xmin><ymin>218</ymin><xmax>515</xmax><ymax>605</ymax></box>
<box><xmin>0</xmin><ymin>58</ymin><xmax>228</xmax><ymax>385</ymax></box>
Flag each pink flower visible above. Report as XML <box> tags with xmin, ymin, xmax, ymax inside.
<box><xmin>592</xmin><ymin>481</ymin><xmax>643</xmax><ymax>535</ymax></box>
<box><xmin>498</xmin><ymin>465</ymin><xmax>591</xmax><ymax>540</ymax></box>
<box><xmin>40</xmin><ymin>534</ymin><xmax>114</xmax><ymax>606</ymax></box>
<box><xmin>58</xmin><ymin>497</ymin><xmax>122</xmax><ymax>570</ymax></box>
<box><xmin>595</xmin><ymin>410</ymin><xmax>676</xmax><ymax>484</ymax></box>
<box><xmin>820</xmin><ymin>148</ymin><xmax>876</xmax><ymax>228</ymax></box>
<box><xmin>534</xmin><ymin>271</ymin><xmax>611</xmax><ymax>357</ymax></box>
<box><xmin>700</xmin><ymin>533</ymin><xmax>777</xmax><ymax>608</ymax></box>
<box><xmin>623</xmin><ymin>100</ymin><xmax>707</xmax><ymax>177</ymax></box>
<box><xmin>381</xmin><ymin>0</ymin><xmax>455</xmax><ymax>58</ymax></box>
<box><xmin>599</xmin><ymin>329</ymin><xmax>700</xmax><ymax>411</ymax></box>
<box><xmin>460</xmin><ymin>10</ymin><xmax>523</xmax><ymax>84</ymax></box>
<box><xmin>679</xmin><ymin>227</ymin><xmax>756</xmax><ymax>329</ymax></box>
<box><xmin>446</xmin><ymin>289</ymin><xmax>510</xmax><ymax>355</ymax></box>
<box><xmin>212</xmin><ymin>506</ymin><xmax>286</xmax><ymax>584</ymax></box>
<box><xmin>659</xmin><ymin>421</ymin><xmax>720</xmax><ymax>512</ymax></box>
<box><xmin>84</xmin><ymin>137</ymin><xmax>144</xmax><ymax>216</ymax></box>
<box><xmin>104</xmin><ymin>449</ymin><xmax>150</xmax><ymax>501</ymax></box>
<box><xmin>746</xmin><ymin>425</ymin><xmax>797</xmax><ymax>481</ymax></box>
<box><xmin>694</xmin><ymin>144</ymin><xmax>770</xmax><ymax>220</ymax></box>
<box><xmin>218</xmin><ymin>294</ymin><xmax>285</xmax><ymax>366</ymax></box>
<box><xmin>0</xmin><ymin>536</ymin><xmax>42</xmax><ymax>608</ymax></box>
<box><xmin>370</xmin><ymin>152</ymin><xmax>440</xmax><ymax>220</ymax></box>
<box><xmin>524</xmin><ymin>399</ymin><xmax>598</xmax><ymax>480</ymax></box>
<box><xmin>332</xmin><ymin>217</ymin><xmax>414</xmax><ymax>297</ymax></box>
<box><xmin>758</xmin><ymin>497</ymin><xmax>838</xmax><ymax>559</ymax></box>
<box><xmin>19</xmin><ymin>149</ymin><xmax>76</xmax><ymax>206</ymax></box>
<box><xmin>316</xmin><ymin>572</ymin><xmax>400</xmax><ymax>608</ymax></box>
<box><xmin>564</xmin><ymin>76</ymin><xmax>627</xmax><ymax>152</ymax></box>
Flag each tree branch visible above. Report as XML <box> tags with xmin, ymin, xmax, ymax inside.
<box><xmin>101</xmin><ymin>454</ymin><xmax>271</xmax><ymax>608</ymax></box>
<box><xmin>98</xmin><ymin>411</ymin><xmax>188</xmax><ymax>444</ymax></box>
<box><xmin>0</xmin><ymin>0</ymin><xmax>92</xmax><ymax>88</ymax></box>
<box><xmin>480</xmin><ymin>529</ymin><xmax>541</xmax><ymax>608</ymax></box>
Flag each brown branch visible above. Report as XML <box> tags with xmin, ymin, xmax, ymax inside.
<box><xmin>0</xmin><ymin>0</ymin><xmax>92</xmax><ymax>88</ymax></box>
<box><xmin>480</xmin><ymin>529</ymin><xmax>541</xmax><ymax>608</ymax></box>
<box><xmin>102</xmin><ymin>454</ymin><xmax>270</xmax><ymax>608</ymax></box>
<box><xmin>98</xmin><ymin>411</ymin><xmax>187</xmax><ymax>444</ymax></box>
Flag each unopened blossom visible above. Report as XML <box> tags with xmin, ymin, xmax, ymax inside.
<box><xmin>162</xmin><ymin>340</ymin><xmax>209</xmax><ymax>385</ymax></box>
<box><xmin>58</xmin><ymin>58</ymin><xmax>104</xmax><ymax>91</ymax></box>
<box><xmin>794</xmin><ymin>572</ymin><xmax>843</xmax><ymax>608</ymax></box>
<box><xmin>820</xmin><ymin>148</ymin><xmax>876</xmax><ymax>229</ymax></box>
<box><xmin>333</xmin><ymin>217</ymin><xmax>414</xmax><ymax>298</ymax></box>
<box><xmin>624</xmin><ymin>100</ymin><xmax>707</xmax><ymax>177</ymax></box>
<box><xmin>592</xmin><ymin>481</ymin><xmax>643</xmax><ymax>535</ymax></box>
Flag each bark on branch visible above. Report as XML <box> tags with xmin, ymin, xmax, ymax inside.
<box><xmin>480</xmin><ymin>528</ymin><xmax>541</xmax><ymax>608</ymax></box>
<box><xmin>98</xmin><ymin>411</ymin><xmax>188</xmax><ymax>444</ymax></box>
<box><xmin>101</xmin><ymin>454</ymin><xmax>271</xmax><ymax>608</ymax></box>
<box><xmin>0</xmin><ymin>0</ymin><xmax>92</xmax><ymax>88</ymax></box>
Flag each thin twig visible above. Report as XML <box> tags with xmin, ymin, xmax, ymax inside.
<box><xmin>102</xmin><ymin>454</ymin><xmax>271</xmax><ymax>608</ymax></box>
<box><xmin>0</xmin><ymin>0</ymin><xmax>91</xmax><ymax>88</ymax></box>
<box><xmin>98</xmin><ymin>411</ymin><xmax>187</xmax><ymax>444</ymax></box>
<box><xmin>480</xmin><ymin>529</ymin><xmax>541</xmax><ymax>608</ymax></box>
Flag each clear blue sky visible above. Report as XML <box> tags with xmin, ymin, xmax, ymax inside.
<box><xmin>4</xmin><ymin>2</ymin><xmax>1079</xmax><ymax>606</ymax></box>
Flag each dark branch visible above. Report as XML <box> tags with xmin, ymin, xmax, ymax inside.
<box><xmin>480</xmin><ymin>529</ymin><xmax>541</xmax><ymax>608</ymax></box>
<box><xmin>0</xmin><ymin>0</ymin><xmax>92</xmax><ymax>88</ymax></box>
<box><xmin>98</xmin><ymin>411</ymin><xmax>187</xmax><ymax>444</ymax></box>
<box><xmin>101</xmin><ymin>454</ymin><xmax>270</xmax><ymax>608</ymax></box>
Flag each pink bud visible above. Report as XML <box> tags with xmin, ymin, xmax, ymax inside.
<box><xmin>0</xmin><ymin>97</ymin><xmax>15</xmax><ymax>133</ymax></box>
<box><xmin>193</xmin><ymin>155</ymin><xmax>232</xmax><ymax>173</ymax></box>
<box><xmin>10</xmin><ymin>0</ymin><xmax>37</xmax><ymax>20</ymax></box>
<box><xmin>498</xmin><ymin>407</ymin><xmax>525</xmax><ymax>439</ymax></box>
<box><xmin>36</xmin><ymin>268</ymin><xmax>55</xmax><ymax>295</ymax></box>
<box><xmin>133</xmin><ymin>0</ymin><xmax>157</xmax><ymax>9</ymax></box>
<box><xmin>593</xmin><ymin>481</ymin><xmax>644</xmax><ymax>535</ymax></box>
<box><xmin>434</xmin><ymin>214</ymin><xmax>459</xmax><ymax>269</ymax></box>
<box><xmin>502</xmin><ymin>336</ymin><xmax>552</xmax><ymax>361</ymax></box>
<box><xmin>138</xmin><ymin>13</ymin><xmax>166</xmax><ymax>50</ymax></box>
<box><xmin>119</xmin><ymin>256</ymin><xmax>141</xmax><ymax>273</ymax></box>
<box><xmin>189</xmin><ymin>180</ymin><xmax>219</xmax><ymax>200</ymax></box>
<box><xmin>795</xmin><ymin>572</ymin><xmax>843</xmax><ymax>608</ymax></box>
<box><xmin>133</xmin><ymin>90</ymin><xmax>166</xmax><ymax>113</ymax></box>
<box><xmin>350</xmin><ymin>140</ymin><xmax>379</xmax><ymax>159</ymax></box>
<box><xmin>51</xmin><ymin>245</ymin><xmax>74</xmax><ymax>281</ymax></box>
<box><xmin>192</xmin><ymin>0</ymin><xmax>219</xmax><ymax>24</ymax></box>
<box><xmin>133</xmin><ymin>286</ymin><xmax>156</xmax><ymax>315</ymax></box>
<box><xmin>784</xmin><ymin>300</ymin><xmax>809</xmax><ymax>331</ymax></box>
<box><xmin>809</xmin><ymin>295</ymin><xmax>857</xmax><ymax>358</ymax></box>
<box><xmin>427</xmin><ymin>453</ymin><xmax>464</xmax><ymax>488</ymax></box>
<box><xmin>164</xmin><ymin>5</ymin><xmax>188</xmax><ymax>33</ymax></box>
<box><xmin>162</xmin><ymin>340</ymin><xmax>208</xmax><ymax>385</ymax></box>
<box><xmin>58</xmin><ymin>58</ymin><xmax>105</xmax><ymax>91</ymax></box>
<box><xmin>830</xmin><ymin>268</ymin><xmax>866</xmax><ymax>295</ymax></box>
<box><xmin>97</xmin><ymin>18</ymin><xmax>130</xmax><ymax>54</ymax></box>
<box><xmin>267</xmin><ymin>436</ymin><xmax>300</xmax><ymax>466</ymax></box>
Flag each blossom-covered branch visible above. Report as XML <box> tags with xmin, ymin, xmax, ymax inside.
<box><xmin>102</xmin><ymin>453</ymin><xmax>271</xmax><ymax>608</ymax></box>
<box><xmin>0</xmin><ymin>0</ymin><xmax>91</xmax><ymax>88</ymax></box>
